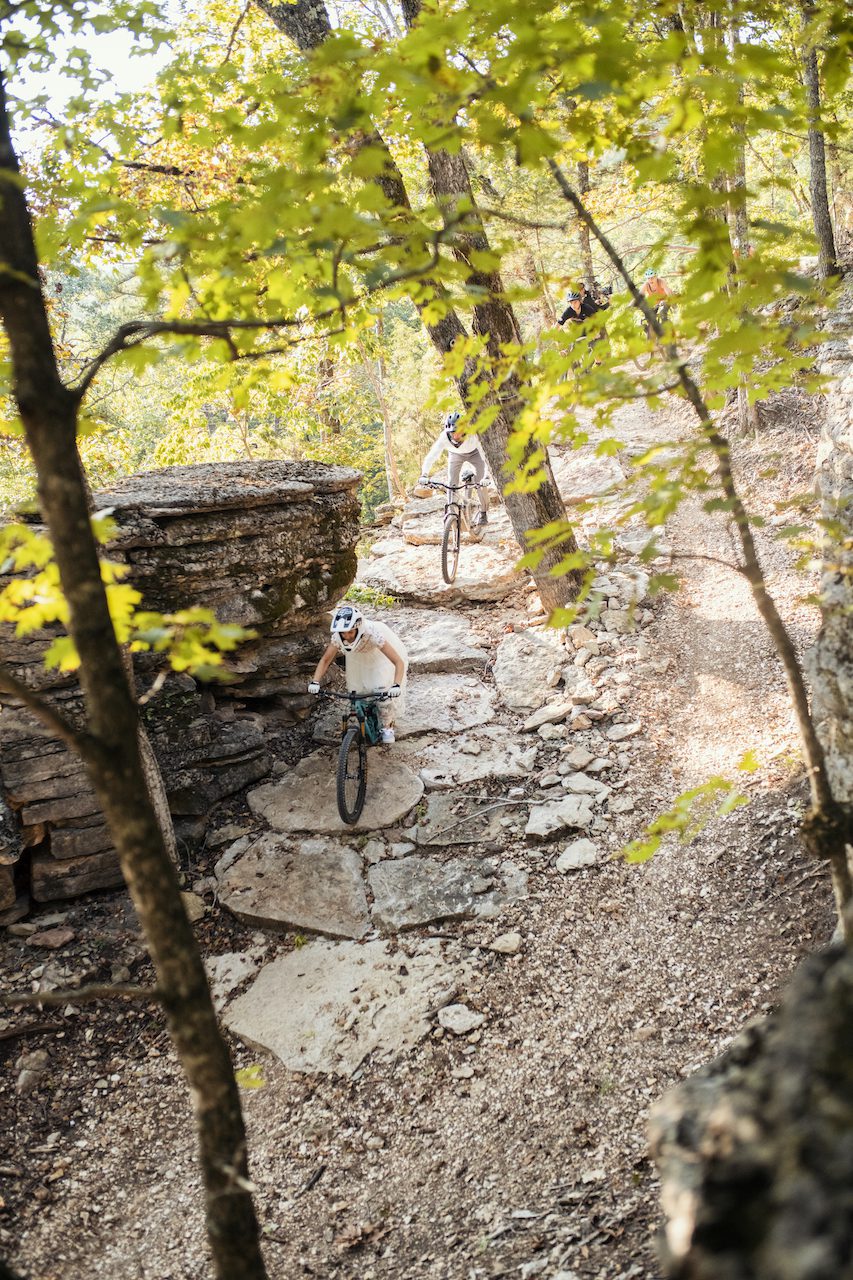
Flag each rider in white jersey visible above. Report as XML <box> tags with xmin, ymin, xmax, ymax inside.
<box><xmin>308</xmin><ymin>604</ymin><xmax>408</xmax><ymax>744</ymax></box>
<box><xmin>419</xmin><ymin>412</ymin><xmax>489</xmax><ymax>526</ymax></box>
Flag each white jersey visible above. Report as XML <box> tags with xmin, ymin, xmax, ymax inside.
<box><xmin>421</xmin><ymin>430</ymin><xmax>484</xmax><ymax>476</ymax></box>
<box><xmin>331</xmin><ymin>620</ymin><xmax>408</xmax><ymax>695</ymax></box>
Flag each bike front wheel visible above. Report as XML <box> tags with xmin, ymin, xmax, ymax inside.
<box><xmin>441</xmin><ymin>512</ymin><xmax>461</xmax><ymax>583</ymax></box>
<box><xmin>336</xmin><ymin>726</ymin><xmax>367</xmax><ymax>824</ymax></box>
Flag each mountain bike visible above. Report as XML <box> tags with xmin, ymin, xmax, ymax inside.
<box><xmin>633</xmin><ymin>299</ymin><xmax>670</xmax><ymax>370</ymax></box>
<box><xmin>424</xmin><ymin>476</ymin><xmax>487</xmax><ymax>584</ymax></box>
<box><xmin>315</xmin><ymin>688</ymin><xmax>393</xmax><ymax>824</ymax></box>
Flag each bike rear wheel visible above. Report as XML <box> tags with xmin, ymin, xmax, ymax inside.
<box><xmin>336</xmin><ymin>726</ymin><xmax>367</xmax><ymax>824</ymax></box>
<box><xmin>441</xmin><ymin>512</ymin><xmax>461</xmax><ymax>583</ymax></box>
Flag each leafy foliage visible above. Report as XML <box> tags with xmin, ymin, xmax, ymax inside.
<box><xmin>0</xmin><ymin>521</ymin><xmax>254</xmax><ymax>679</ymax></box>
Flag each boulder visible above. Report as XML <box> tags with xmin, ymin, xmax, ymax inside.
<box><xmin>0</xmin><ymin>461</ymin><xmax>362</xmax><ymax>905</ymax></box>
<box><xmin>525</xmin><ymin>796</ymin><xmax>595</xmax><ymax>839</ymax></box>
<box><xmin>358</xmin><ymin>540</ymin><xmax>526</xmax><ymax>604</ymax></box>
<box><xmin>396</xmin><ymin>727</ymin><xmax>537</xmax><ymax>787</ymax></box>
<box><xmin>550</xmin><ymin>449</ymin><xmax>624</xmax><ymax>505</ymax></box>
<box><xmin>382</xmin><ymin>609</ymin><xmax>487</xmax><ymax>674</ymax></box>
<box><xmin>494</xmin><ymin>630</ymin><xmax>568</xmax><ymax>710</ymax></box>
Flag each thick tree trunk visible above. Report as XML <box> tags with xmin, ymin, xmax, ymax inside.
<box><xmin>802</xmin><ymin>10</ymin><xmax>840</xmax><ymax>279</ymax></box>
<box><xmin>726</xmin><ymin>18</ymin><xmax>760</xmax><ymax>435</ymax></box>
<box><xmin>258</xmin><ymin>0</ymin><xmax>583</xmax><ymax>610</ymax></box>
<box><xmin>576</xmin><ymin>161</ymin><xmax>595</xmax><ymax>283</ymax></box>
<box><xmin>0</xmin><ymin>72</ymin><xmax>267</xmax><ymax>1280</ymax></box>
<box><xmin>423</xmin><ymin>144</ymin><xmax>581</xmax><ymax>607</ymax></box>
<box><xmin>650</xmin><ymin>947</ymin><xmax>853</xmax><ymax>1278</ymax></box>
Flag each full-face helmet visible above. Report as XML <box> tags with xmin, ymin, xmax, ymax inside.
<box><xmin>330</xmin><ymin>603</ymin><xmax>364</xmax><ymax>652</ymax></box>
<box><xmin>444</xmin><ymin>411</ymin><xmax>463</xmax><ymax>446</ymax></box>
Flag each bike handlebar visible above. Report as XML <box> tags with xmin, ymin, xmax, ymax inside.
<box><xmin>316</xmin><ymin>688</ymin><xmax>393</xmax><ymax>702</ymax></box>
<box><xmin>423</xmin><ymin>479</ymin><xmax>486</xmax><ymax>493</ymax></box>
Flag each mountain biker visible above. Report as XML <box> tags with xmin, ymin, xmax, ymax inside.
<box><xmin>308</xmin><ymin>604</ymin><xmax>408</xmax><ymax>744</ymax></box>
<box><xmin>418</xmin><ymin>411</ymin><xmax>489</xmax><ymax>527</ymax></box>
<box><xmin>639</xmin><ymin>269</ymin><xmax>672</xmax><ymax>339</ymax></box>
<box><xmin>580</xmin><ymin>280</ymin><xmax>611</xmax><ymax>319</ymax></box>
<box><xmin>640</xmin><ymin>268</ymin><xmax>671</xmax><ymax>302</ymax></box>
<box><xmin>559</xmin><ymin>286</ymin><xmax>609</xmax><ymax>368</ymax></box>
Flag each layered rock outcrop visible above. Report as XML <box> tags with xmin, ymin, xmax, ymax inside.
<box><xmin>0</xmin><ymin>460</ymin><xmax>361</xmax><ymax>909</ymax></box>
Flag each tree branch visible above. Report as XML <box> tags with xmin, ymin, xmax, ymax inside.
<box><xmin>72</xmin><ymin>234</ymin><xmax>449</xmax><ymax>398</ymax></box>
<box><xmin>1</xmin><ymin>983</ymin><xmax>161</xmax><ymax>1008</ymax></box>
<box><xmin>0</xmin><ymin>660</ymin><xmax>91</xmax><ymax>754</ymax></box>
<box><xmin>221</xmin><ymin>1</ymin><xmax>252</xmax><ymax>64</ymax></box>
<box><xmin>546</xmin><ymin>155</ymin><xmax>853</xmax><ymax>923</ymax></box>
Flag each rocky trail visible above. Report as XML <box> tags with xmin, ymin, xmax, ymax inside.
<box><xmin>1</xmin><ymin>387</ymin><xmax>835</xmax><ymax>1280</ymax></box>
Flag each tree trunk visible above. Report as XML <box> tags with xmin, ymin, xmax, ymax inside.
<box><xmin>726</xmin><ymin>17</ymin><xmax>760</xmax><ymax>435</ymax></box>
<box><xmin>355</xmin><ymin>330</ymin><xmax>404</xmax><ymax>499</ymax></box>
<box><xmin>534</xmin><ymin>227</ymin><xmax>558</xmax><ymax>326</ymax></box>
<box><xmin>577</xmin><ymin>161</ymin><xmax>595</xmax><ymax>283</ymax></box>
<box><xmin>422</xmin><ymin>143</ymin><xmax>582</xmax><ymax>607</ymax></box>
<box><xmin>258</xmin><ymin>0</ymin><xmax>583</xmax><ymax>610</ymax></box>
<box><xmin>0</xmin><ymin>71</ymin><xmax>267</xmax><ymax>1280</ymax></box>
<box><xmin>802</xmin><ymin>7</ymin><xmax>841</xmax><ymax>279</ymax></box>
<box><xmin>317</xmin><ymin>353</ymin><xmax>342</xmax><ymax>440</ymax></box>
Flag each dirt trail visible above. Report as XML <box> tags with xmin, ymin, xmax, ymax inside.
<box><xmin>2</xmin><ymin>391</ymin><xmax>835</xmax><ymax>1280</ymax></box>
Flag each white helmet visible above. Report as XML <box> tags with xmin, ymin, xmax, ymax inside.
<box><xmin>330</xmin><ymin>603</ymin><xmax>364</xmax><ymax>652</ymax></box>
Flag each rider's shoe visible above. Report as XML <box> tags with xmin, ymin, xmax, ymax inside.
<box><xmin>473</xmin><ymin>510</ymin><xmax>488</xmax><ymax>528</ymax></box>
<box><xmin>380</xmin><ymin>727</ymin><xmax>396</xmax><ymax>744</ymax></box>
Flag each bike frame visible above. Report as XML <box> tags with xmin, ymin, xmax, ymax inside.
<box><xmin>318</xmin><ymin>687</ymin><xmax>391</xmax><ymax>741</ymax></box>
<box><xmin>426</xmin><ymin>478</ymin><xmax>485</xmax><ymax>533</ymax></box>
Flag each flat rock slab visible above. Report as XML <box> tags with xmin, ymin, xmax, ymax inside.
<box><xmin>397</xmin><ymin>728</ymin><xmax>537</xmax><ymax>788</ymax></box>
<box><xmin>218</xmin><ymin>833</ymin><xmax>370</xmax><ymax>939</ymax></box>
<box><xmin>525</xmin><ymin>795</ymin><xmax>595</xmax><ymax>839</ymax></box>
<box><xmin>248</xmin><ymin>754</ymin><xmax>423</xmax><ymax>833</ymax></box>
<box><xmin>358</xmin><ymin>541</ymin><xmax>525</xmax><ymax>604</ymax></box>
<box><xmin>494</xmin><ymin>630</ymin><xmax>568</xmax><ymax>710</ymax></box>
<box><xmin>550</xmin><ymin>450</ymin><xmax>625</xmax><ymax>505</ymax></box>
<box><xmin>383</xmin><ymin>609</ymin><xmax>487</xmax><ymax>674</ymax></box>
<box><xmin>413</xmin><ymin>792</ymin><xmax>509</xmax><ymax>846</ymax></box>
<box><xmin>368</xmin><ymin>856</ymin><xmax>528</xmax><ymax>931</ymax></box>
<box><xmin>224</xmin><ymin>938</ymin><xmax>469</xmax><ymax>1076</ymax></box>
<box><xmin>205</xmin><ymin>947</ymin><xmax>267</xmax><ymax>1011</ymax></box>
<box><xmin>312</xmin><ymin>674</ymin><xmax>495</xmax><ymax>744</ymax></box>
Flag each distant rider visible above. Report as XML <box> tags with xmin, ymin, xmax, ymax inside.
<box><xmin>640</xmin><ymin>268</ymin><xmax>672</xmax><ymax>305</ymax></box>
<box><xmin>418</xmin><ymin>411</ymin><xmax>489</xmax><ymax>527</ymax></box>
<box><xmin>308</xmin><ymin>604</ymin><xmax>408</xmax><ymax>744</ymax></box>
<box><xmin>639</xmin><ymin>268</ymin><xmax>672</xmax><ymax>338</ymax></box>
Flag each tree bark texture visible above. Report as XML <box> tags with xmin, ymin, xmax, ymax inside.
<box><xmin>802</xmin><ymin>12</ymin><xmax>840</xmax><ymax>279</ymax></box>
<box><xmin>422</xmin><ymin>143</ymin><xmax>582</xmax><ymax>607</ymax></box>
<box><xmin>257</xmin><ymin>0</ymin><xmax>582</xmax><ymax>611</ymax></box>
<box><xmin>725</xmin><ymin>19</ymin><xmax>760</xmax><ymax>435</ymax></box>
<box><xmin>576</xmin><ymin>161</ymin><xmax>595</xmax><ymax>283</ymax></box>
<box><xmin>650</xmin><ymin>946</ymin><xmax>853</xmax><ymax>1279</ymax></box>
<box><xmin>0</xmin><ymin>71</ymin><xmax>267</xmax><ymax>1280</ymax></box>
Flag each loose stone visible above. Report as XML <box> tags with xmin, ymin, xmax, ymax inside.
<box><xmin>438</xmin><ymin>1004</ymin><xmax>486</xmax><ymax>1035</ymax></box>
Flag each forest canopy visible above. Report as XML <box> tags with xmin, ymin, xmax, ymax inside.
<box><xmin>1</xmin><ymin>0</ymin><xmax>849</xmax><ymax>523</ymax></box>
